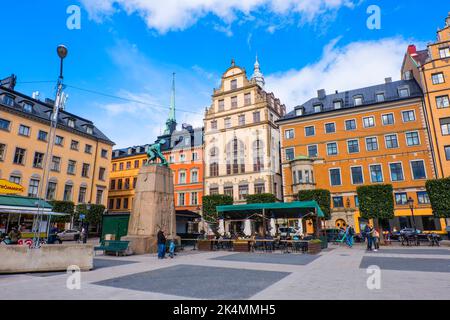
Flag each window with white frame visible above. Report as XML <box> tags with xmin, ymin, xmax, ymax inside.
<box><xmin>389</xmin><ymin>162</ymin><xmax>404</xmax><ymax>181</ymax></box>
<box><xmin>432</xmin><ymin>73</ymin><xmax>445</xmax><ymax>85</ymax></box>
<box><xmin>439</xmin><ymin>47</ymin><xmax>450</xmax><ymax>59</ymax></box>
<box><xmin>436</xmin><ymin>95</ymin><xmax>450</xmax><ymax>109</ymax></box>
<box><xmin>385</xmin><ymin>134</ymin><xmax>399</xmax><ymax>149</ymax></box>
<box><xmin>327</xmin><ymin>142</ymin><xmax>338</xmax><ymax>156</ymax></box>
<box><xmin>363</xmin><ymin>116</ymin><xmax>375</xmax><ymax>128</ymax></box>
<box><xmin>398</xmin><ymin>87</ymin><xmax>410</xmax><ymax>98</ymax></box>
<box><xmin>307</xmin><ymin>145</ymin><xmax>318</xmax><ymax>158</ymax></box>
<box><xmin>345</xmin><ymin>119</ymin><xmax>356</xmax><ymax>131</ymax></box>
<box><xmin>325</xmin><ymin>123</ymin><xmax>336</xmax><ymax>134</ymax></box>
<box><xmin>347</xmin><ymin>140</ymin><xmax>359</xmax><ymax>154</ymax></box>
<box><xmin>366</xmin><ymin>137</ymin><xmax>378</xmax><ymax>151</ymax></box>
<box><xmin>285</xmin><ymin>129</ymin><xmax>294</xmax><ymax>139</ymax></box>
<box><xmin>370</xmin><ymin>164</ymin><xmax>383</xmax><ymax>183</ymax></box>
<box><xmin>411</xmin><ymin>160</ymin><xmax>426</xmax><ymax>180</ymax></box>
<box><xmin>382</xmin><ymin>113</ymin><xmax>395</xmax><ymax>125</ymax></box>
<box><xmin>406</xmin><ymin>131</ymin><xmax>420</xmax><ymax>146</ymax></box>
<box><xmin>179</xmin><ymin>171</ymin><xmax>186</xmax><ymax>184</ymax></box>
<box><xmin>351</xmin><ymin>166</ymin><xmax>364</xmax><ymax>185</ymax></box>
<box><xmin>376</xmin><ymin>93</ymin><xmax>385</xmax><ymax>102</ymax></box>
<box><xmin>191</xmin><ymin>170</ymin><xmax>198</xmax><ymax>183</ymax></box>
<box><xmin>333</xmin><ymin>100</ymin><xmax>342</xmax><ymax>109</ymax></box>
<box><xmin>178</xmin><ymin>193</ymin><xmax>185</xmax><ymax>206</ymax></box>
<box><xmin>329</xmin><ymin>168</ymin><xmax>342</xmax><ymax>186</ymax></box>
<box><xmin>402</xmin><ymin>110</ymin><xmax>416</xmax><ymax>122</ymax></box>
<box><xmin>305</xmin><ymin>126</ymin><xmax>315</xmax><ymax>136</ymax></box>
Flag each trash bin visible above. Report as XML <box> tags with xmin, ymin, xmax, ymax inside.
<box><xmin>319</xmin><ymin>235</ymin><xmax>328</xmax><ymax>249</ymax></box>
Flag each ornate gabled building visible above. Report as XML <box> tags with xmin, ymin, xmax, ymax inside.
<box><xmin>401</xmin><ymin>12</ymin><xmax>450</xmax><ymax>178</ymax></box>
<box><xmin>203</xmin><ymin>58</ymin><xmax>286</xmax><ymax>203</ymax></box>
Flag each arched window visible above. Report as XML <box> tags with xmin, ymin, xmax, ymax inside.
<box><xmin>209</xmin><ymin>147</ymin><xmax>219</xmax><ymax>177</ymax></box>
<box><xmin>226</xmin><ymin>138</ymin><xmax>245</xmax><ymax>174</ymax></box>
<box><xmin>253</xmin><ymin>139</ymin><xmax>264</xmax><ymax>172</ymax></box>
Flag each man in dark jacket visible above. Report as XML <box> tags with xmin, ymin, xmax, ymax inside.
<box><xmin>363</xmin><ymin>224</ymin><xmax>373</xmax><ymax>251</ymax></box>
<box><xmin>157</xmin><ymin>229</ymin><xmax>166</xmax><ymax>259</ymax></box>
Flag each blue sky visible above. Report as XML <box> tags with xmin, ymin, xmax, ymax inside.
<box><xmin>1</xmin><ymin>1</ymin><xmax>449</xmax><ymax>148</ymax></box>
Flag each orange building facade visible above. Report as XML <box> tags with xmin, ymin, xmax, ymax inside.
<box><xmin>107</xmin><ymin>125</ymin><xmax>204</xmax><ymax>234</ymax></box>
<box><xmin>401</xmin><ymin>13</ymin><xmax>450</xmax><ymax>178</ymax></box>
<box><xmin>278</xmin><ymin>80</ymin><xmax>447</xmax><ymax>234</ymax></box>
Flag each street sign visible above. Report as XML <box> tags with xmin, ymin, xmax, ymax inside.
<box><xmin>79</xmin><ymin>214</ymin><xmax>85</xmax><ymax>220</ymax></box>
<box><xmin>0</xmin><ymin>179</ymin><xmax>24</xmax><ymax>195</ymax></box>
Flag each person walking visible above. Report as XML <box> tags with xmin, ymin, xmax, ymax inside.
<box><xmin>157</xmin><ymin>229</ymin><xmax>166</xmax><ymax>259</ymax></box>
<box><xmin>345</xmin><ymin>225</ymin><xmax>354</xmax><ymax>248</ymax></box>
<box><xmin>373</xmin><ymin>228</ymin><xmax>380</xmax><ymax>252</ymax></box>
<box><xmin>168</xmin><ymin>239</ymin><xmax>176</xmax><ymax>258</ymax></box>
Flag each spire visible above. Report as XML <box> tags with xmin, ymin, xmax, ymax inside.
<box><xmin>251</xmin><ymin>55</ymin><xmax>265</xmax><ymax>89</ymax></box>
<box><xmin>163</xmin><ymin>73</ymin><xmax>177</xmax><ymax>135</ymax></box>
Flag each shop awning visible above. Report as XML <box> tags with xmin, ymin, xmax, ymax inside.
<box><xmin>0</xmin><ymin>195</ymin><xmax>68</xmax><ymax>216</ymax></box>
<box><xmin>216</xmin><ymin>201</ymin><xmax>325</xmax><ymax>219</ymax></box>
<box><xmin>176</xmin><ymin>210</ymin><xmax>201</xmax><ymax>220</ymax></box>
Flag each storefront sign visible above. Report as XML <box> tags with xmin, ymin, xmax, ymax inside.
<box><xmin>0</xmin><ymin>179</ymin><xmax>24</xmax><ymax>194</ymax></box>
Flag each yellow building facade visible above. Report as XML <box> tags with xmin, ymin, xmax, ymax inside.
<box><xmin>401</xmin><ymin>13</ymin><xmax>450</xmax><ymax>178</ymax></box>
<box><xmin>278</xmin><ymin>80</ymin><xmax>446</xmax><ymax>234</ymax></box>
<box><xmin>0</xmin><ymin>84</ymin><xmax>114</xmax><ymax>207</ymax></box>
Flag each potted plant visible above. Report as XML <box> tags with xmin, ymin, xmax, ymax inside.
<box><xmin>307</xmin><ymin>239</ymin><xmax>322</xmax><ymax>254</ymax></box>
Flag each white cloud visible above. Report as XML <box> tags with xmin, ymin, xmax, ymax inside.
<box><xmin>265</xmin><ymin>37</ymin><xmax>420</xmax><ymax>109</ymax></box>
<box><xmin>80</xmin><ymin>0</ymin><xmax>355</xmax><ymax>33</ymax></box>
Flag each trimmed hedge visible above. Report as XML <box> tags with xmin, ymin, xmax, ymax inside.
<box><xmin>426</xmin><ymin>177</ymin><xmax>450</xmax><ymax>218</ymax></box>
<box><xmin>246</xmin><ymin>193</ymin><xmax>277</xmax><ymax>204</ymax></box>
<box><xmin>49</xmin><ymin>200</ymin><xmax>74</xmax><ymax>223</ymax></box>
<box><xmin>202</xmin><ymin>195</ymin><xmax>233</xmax><ymax>222</ymax></box>
<box><xmin>356</xmin><ymin>184</ymin><xmax>394</xmax><ymax>220</ymax></box>
<box><xmin>297</xmin><ymin>189</ymin><xmax>331</xmax><ymax>220</ymax></box>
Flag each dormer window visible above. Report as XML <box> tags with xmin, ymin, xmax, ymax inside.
<box><xmin>439</xmin><ymin>47</ymin><xmax>450</xmax><ymax>59</ymax></box>
<box><xmin>376</xmin><ymin>93</ymin><xmax>385</xmax><ymax>102</ymax></box>
<box><xmin>353</xmin><ymin>96</ymin><xmax>363</xmax><ymax>106</ymax></box>
<box><xmin>333</xmin><ymin>100</ymin><xmax>342</xmax><ymax>109</ymax></box>
<box><xmin>398</xmin><ymin>87</ymin><xmax>410</xmax><ymax>98</ymax></box>
<box><xmin>23</xmin><ymin>102</ymin><xmax>33</xmax><ymax>113</ymax></box>
<box><xmin>313</xmin><ymin>104</ymin><xmax>322</xmax><ymax>113</ymax></box>
<box><xmin>230</xmin><ymin>79</ymin><xmax>237</xmax><ymax>90</ymax></box>
<box><xmin>84</xmin><ymin>125</ymin><xmax>93</xmax><ymax>135</ymax></box>
<box><xmin>2</xmin><ymin>94</ymin><xmax>15</xmax><ymax>107</ymax></box>
<box><xmin>295</xmin><ymin>106</ymin><xmax>304</xmax><ymax>116</ymax></box>
<box><xmin>67</xmin><ymin>118</ymin><xmax>75</xmax><ymax>128</ymax></box>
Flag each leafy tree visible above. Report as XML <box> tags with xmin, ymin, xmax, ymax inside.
<box><xmin>246</xmin><ymin>193</ymin><xmax>277</xmax><ymax>204</ymax></box>
<box><xmin>49</xmin><ymin>200</ymin><xmax>74</xmax><ymax>223</ymax></box>
<box><xmin>357</xmin><ymin>184</ymin><xmax>394</xmax><ymax>244</ymax></box>
<box><xmin>76</xmin><ymin>204</ymin><xmax>105</xmax><ymax>233</ymax></box>
<box><xmin>426</xmin><ymin>177</ymin><xmax>450</xmax><ymax>218</ymax></box>
<box><xmin>202</xmin><ymin>195</ymin><xmax>233</xmax><ymax>223</ymax></box>
<box><xmin>297</xmin><ymin>189</ymin><xmax>331</xmax><ymax>220</ymax></box>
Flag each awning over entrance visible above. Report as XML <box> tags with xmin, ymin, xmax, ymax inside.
<box><xmin>216</xmin><ymin>201</ymin><xmax>325</xmax><ymax>220</ymax></box>
<box><xmin>176</xmin><ymin>210</ymin><xmax>201</xmax><ymax>220</ymax></box>
<box><xmin>0</xmin><ymin>195</ymin><xmax>67</xmax><ymax>216</ymax></box>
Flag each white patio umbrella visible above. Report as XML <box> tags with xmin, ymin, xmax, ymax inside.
<box><xmin>298</xmin><ymin>218</ymin><xmax>304</xmax><ymax>235</ymax></box>
<box><xmin>218</xmin><ymin>218</ymin><xmax>225</xmax><ymax>236</ymax></box>
<box><xmin>243</xmin><ymin>219</ymin><xmax>252</xmax><ymax>237</ymax></box>
<box><xmin>269</xmin><ymin>218</ymin><xmax>276</xmax><ymax>236</ymax></box>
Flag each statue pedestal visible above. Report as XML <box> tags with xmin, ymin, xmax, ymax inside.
<box><xmin>122</xmin><ymin>165</ymin><xmax>177</xmax><ymax>254</ymax></box>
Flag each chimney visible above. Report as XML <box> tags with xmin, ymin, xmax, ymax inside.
<box><xmin>446</xmin><ymin>12</ymin><xmax>450</xmax><ymax>27</ymax></box>
<box><xmin>385</xmin><ymin>77</ymin><xmax>392</xmax><ymax>84</ymax></box>
<box><xmin>407</xmin><ymin>44</ymin><xmax>417</xmax><ymax>55</ymax></box>
<box><xmin>32</xmin><ymin>91</ymin><xmax>40</xmax><ymax>100</ymax></box>
<box><xmin>317</xmin><ymin>89</ymin><xmax>326</xmax><ymax>100</ymax></box>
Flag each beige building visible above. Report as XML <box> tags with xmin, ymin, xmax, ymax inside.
<box><xmin>0</xmin><ymin>78</ymin><xmax>114</xmax><ymax>206</ymax></box>
<box><xmin>203</xmin><ymin>59</ymin><xmax>286</xmax><ymax>203</ymax></box>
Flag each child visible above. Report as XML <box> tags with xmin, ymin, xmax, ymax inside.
<box><xmin>169</xmin><ymin>240</ymin><xmax>176</xmax><ymax>258</ymax></box>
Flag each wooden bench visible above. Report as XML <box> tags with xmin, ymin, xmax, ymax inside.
<box><xmin>94</xmin><ymin>240</ymin><xmax>130</xmax><ymax>256</ymax></box>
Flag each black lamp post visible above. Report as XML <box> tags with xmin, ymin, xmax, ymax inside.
<box><xmin>407</xmin><ymin>197</ymin><xmax>416</xmax><ymax>231</ymax></box>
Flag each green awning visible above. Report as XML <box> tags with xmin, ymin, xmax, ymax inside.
<box><xmin>216</xmin><ymin>201</ymin><xmax>325</xmax><ymax>219</ymax></box>
<box><xmin>0</xmin><ymin>195</ymin><xmax>52</xmax><ymax>209</ymax></box>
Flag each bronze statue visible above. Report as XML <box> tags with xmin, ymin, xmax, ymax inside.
<box><xmin>146</xmin><ymin>139</ymin><xmax>168</xmax><ymax>166</ymax></box>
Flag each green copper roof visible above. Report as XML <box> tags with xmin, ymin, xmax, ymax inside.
<box><xmin>0</xmin><ymin>195</ymin><xmax>52</xmax><ymax>209</ymax></box>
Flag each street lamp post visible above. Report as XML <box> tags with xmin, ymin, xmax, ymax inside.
<box><xmin>32</xmin><ymin>45</ymin><xmax>68</xmax><ymax>248</ymax></box>
<box><xmin>407</xmin><ymin>197</ymin><xmax>416</xmax><ymax>231</ymax></box>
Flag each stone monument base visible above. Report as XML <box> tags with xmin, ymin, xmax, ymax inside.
<box><xmin>121</xmin><ymin>235</ymin><xmax>156</xmax><ymax>255</ymax></box>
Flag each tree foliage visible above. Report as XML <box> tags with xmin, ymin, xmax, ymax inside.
<box><xmin>356</xmin><ymin>184</ymin><xmax>394</xmax><ymax>220</ymax></box>
<box><xmin>246</xmin><ymin>193</ymin><xmax>277</xmax><ymax>204</ymax></box>
<box><xmin>76</xmin><ymin>204</ymin><xmax>105</xmax><ymax>226</ymax></box>
<box><xmin>49</xmin><ymin>200</ymin><xmax>74</xmax><ymax>223</ymax></box>
<box><xmin>202</xmin><ymin>195</ymin><xmax>233</xmax><ymax>222</ymax></box>
<box><xmin>297</xmin><ymin>189</ymin><xmax>331</xmax><ymax>220</ymax></box>
<box><xmin>426</xmin><ymin>177</ymin><xmax>450</xmax><ymax>218</ymax></box>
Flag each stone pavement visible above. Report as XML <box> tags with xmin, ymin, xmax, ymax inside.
<box><xmin>1</xmin><ymin>245</ymin><xmax>449</xmax><ymax>300</ymax></box>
